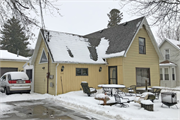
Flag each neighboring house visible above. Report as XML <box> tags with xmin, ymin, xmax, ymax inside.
<box><xmin>159</xmin><ymin>39</ymin><xmax>180</xmax><ymax>87</ymax></box>
<box><xmin>31</xmin><ymin>17</ymin><xmax>163</xmax><ymax>95</ymax></box>
<box><xmin>23</xmin><ymin>57</ymin><xmax>34</xmax><ymax>92</ymax></box>
<box><xmin>0</xmin><ymin>50</ymin><xmax>29</xmax><ymax>77</ymax></box>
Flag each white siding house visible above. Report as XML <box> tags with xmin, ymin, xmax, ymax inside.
<box><xmin>159</xmin><ymin>39</ymin><xmax>180</xmax><ymax>87</ymax></box>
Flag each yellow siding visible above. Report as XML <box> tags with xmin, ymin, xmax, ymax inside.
<box><xmin>0</xmin><ymin>61</ymin><xmax>26</xmax><ymax>71</ymax></box>
<box><xmin>34</xmin><ymin>39</ymin><xmax>56</xmax><ymax>95</ymax></box>
<box><xmin>123</xmin><ymin>27</ymin><xmax>160</xmax><ymax>87</ymax></box>
<box><xmin>106</xmin><ymin>57</ymin><xmax>123</xmax><ymax>84</ymax></box>
<box><xmin>57</xmin><ymin>64</ymin><xmax>107</xmax><ymax>94</ymax></box>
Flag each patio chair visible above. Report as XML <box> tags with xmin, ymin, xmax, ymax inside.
<box><xmin>128</xmin><ymin>85</ymin><xmax>136</xmax><ymax>95</ymax></box>
<box><xmin>151</xmin><ymin>88</ymin><xmax>161</xmax><ymax>100</ymax></box>
<box><xmin>123</xmin><ymin>87</ymin><xmax>133</xmax><ymax>96</ymax></box>
<box><xmin>134</xmin><ymin>93</ymin><xmax>149</xmax><ymax>104</ymax></box>
<box><xmin>81</xmin><ymin>81</ymin><xmax>97</xmax><ymax>97</ymax></box>
<box><xmin>114</xmin><ymin>94</ymin><xmax>131</xmax><ymax>108</ymax></box>
<box><xmin>134</xmin><ymin>92</ymin><xmax>156</xmax><ymax>103</ymax></box>
<box><xmin>102</xmin><ymin>88</ymin><xmax>112</xmax><ymax>96</ymax></box>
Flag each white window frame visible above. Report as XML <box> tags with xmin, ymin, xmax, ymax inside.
<box><xmin>39</xmin><ymin>48</ymin><xmax>48</xmax><ymax>64</ymax></box>
<box><xmin>171</xmin><ymin>67</ymin><xmax>176</xmax><ymax>81</ymax></box>
<box><xmin>164</xmin><ymin>49</ymin><xmax>170</xmax><ymax>60</ymax></box>
<box><xmin>164</xmin><ymin>68</ymin><xmax>169</xmax><ymax>80</ymax></box>
<box><xmin>160</xmin><ymin>68</ymin><xmax>163</xmax><ymax>80</ymax></box>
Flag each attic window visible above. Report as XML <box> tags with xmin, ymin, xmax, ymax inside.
<box><xmin>40</xmin><ymin>49</ymin><xmax>48</xmax><ymax>63</ymax></box>
<box><xmin>139</xmin><ymin>37</ymin><xmax>146</xmax><ymax>54</ymax></box>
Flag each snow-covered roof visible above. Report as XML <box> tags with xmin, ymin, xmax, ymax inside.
<box><xmin>159</xmin><ymin>38</ymin><xmax>180</xmax><ymax>50</ymax></box>
<box><xmin>0</xmin><ymin>50</ymin><xmax>29</xmax><ymax>61</ymax></box>
<box><xmin>31</xmin><ymin>17</ymin><xmax>163</xmax><ymax>64</ymax></box>
<box><xmin>159</xmin><ymin>60</ymin><xmax>176</xmax><ymax>67</ymax></box>
<box><xmin>42</xmin><ymin>30</ymin><xmax>106</xmax><ymax>64</ymax></box>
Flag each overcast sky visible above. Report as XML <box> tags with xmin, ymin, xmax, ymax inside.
<box><xmin>28</xmin><ymin>0</ymin><xmax>159</xmax><ymax>49</ymax></box>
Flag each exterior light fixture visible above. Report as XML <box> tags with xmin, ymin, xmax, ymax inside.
<box><xmin>61</xmin><ymin>66</ymin><xmax>64</xmax><ymax>72</ymax></box>
<box><xmin>99</xmin><ymin>67</ymin><xmax>102</xmax><ymax>72</ymax></box>
<box><xmin>42</xmin><ymin>67</ymin><xmax>45</xmax><ymax>69</ymax></box>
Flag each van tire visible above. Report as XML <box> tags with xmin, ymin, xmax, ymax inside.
<box><xmin>4</xmin><ymin>87</ymin><xmax>10</xmax><ymax>95</ymax></box>
<box><xmin>1</xmin><ymin>88</ymin><xmax>5</xmax><ymax>93</ymax></box>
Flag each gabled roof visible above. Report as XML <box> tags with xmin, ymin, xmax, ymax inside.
<box><xmin>85</xmin><ymin>17</ymin><xmax>143</xmax><ymax>54</ymax></box>
<box><xmin>85</xmin><ymin>17</ymin><xmax>163</xmax><ymax>59</ymax></box>
<box><xmin>31</xmin><ymin>17</ymin><xmax>163</xmax><ymax>65</ymax></box>
<box><xmin>31</xmin><ymin>30</ymin><xmax>106</xmax><ymax>64</ymax></box>
<box><xmin>0</xmin><ymin>50</ymin><xmax>29</xmax><ymax>61</ymax></box>
<box><xmin>159</xmin><ymin>38</ymin><xmax>180</xmax><ymax>51</ymax></box>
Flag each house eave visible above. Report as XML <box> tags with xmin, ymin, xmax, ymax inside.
<box><xmin>54</xmin><ymin>61</ymin><xmax>106</xmax><ymax>65</ymax></box>
<box><xmin>0</xmin><ymin>59</ymin><xmax>28</xmax><ymax>62</ymax></box>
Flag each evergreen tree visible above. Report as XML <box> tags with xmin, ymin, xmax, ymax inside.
<box><xmin>107</xmin><ymin>9</ymin><xmax>123</xmax><ymax>28</ymax></box>
<box><xmin>0</xmin><ymin>17</ymin><xmax>30</xmax><ymax>57</ymax></box>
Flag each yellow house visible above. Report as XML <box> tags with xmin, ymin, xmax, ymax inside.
<box><xmin>0</xmin><ymin>50</ymin><xmax>29</xmax><ymax>76</ymax></box>
<box><xmin>31</xmin><ymin>17</ymin><xmax>163</xmax><ymax>95</ymax></box>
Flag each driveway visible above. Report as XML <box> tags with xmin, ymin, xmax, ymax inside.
<box><xmin>0</xmin><ymin>99</ymin><xmax>98</xmax><ymax>120</ymax></box>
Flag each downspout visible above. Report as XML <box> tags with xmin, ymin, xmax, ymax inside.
<box><xmin>55</xmin><ymin>63</ymin><xmax>59</xmax><ymax>95</ymax></box>
<box><xmin>47</xmin><ymin>52</ymin><xmax>50</xmax><ymax>93</ymax></box>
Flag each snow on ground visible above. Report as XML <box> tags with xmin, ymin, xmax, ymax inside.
<box><xmin>0</xmin><ymin>87</ymin><xmax>180</xmax><ymax>120</ymax></box>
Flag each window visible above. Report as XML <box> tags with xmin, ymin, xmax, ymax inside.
<box><xmin>160</xmin><ymin>68</ymin><xmax>163</xmax><ymax>80</ymax></box>
<box><xmin>40</xmin><ymin>49</ymin><xmax>48</xmax><ymax>63</ymax></box>
<box><xmin>8</xmin><ymin>74</ymin><xmax>11</xmax><ymax>80</ymax></box>
<box><xmin>164</xmin><ymin>68</ymin><xmax>169</xmax><ymax>80</ymax></box>
<box><xmin>76</xmin><ymin>68</ymin><xmax>88</xmax><ymax>76</ymax></box>
<box><xmin>136</xmin><ymin>68</ymin><xmax>150</xmax><ymax>86</ymax></box>
<box><xmin>165</xmin><ymin>49</ymin><xmax>170</xmax><ymax>60</ymax></box>
<box><xmin>2</xmin><ymin>75</ymin><xmax>6</xmax><ymax>81</ymax></box>
<box><xmin>172</xmin><ymin>68</ymin><xmax>175</xmax><ymax>80</ymax></box>
<box><xmin>139</xmin><ymin>37</ymin><xmax>146</xmax><ymax>54</ymax></box>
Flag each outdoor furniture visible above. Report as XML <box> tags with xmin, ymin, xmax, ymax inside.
<box><xmin>151</xmin><ymin>87</ymin><xmax>162</xmax><ymax>100</ymax></box>
<box><xmin>123</xmin><ymin>87</ymin><xmax>132</xmax><ymax>96</ymax></box>
<box><xmin>95</xmin><ymin>94</ymin><xmax>111</xmax><ymax>105</ymax></box>
<box><xmin>134</xmin><ymin>93</ymin><xmax>149</xmax><ymax>104</ymax></box>
<box><xmin>98</xmin><ymin>84</ymin><xmax>125</xmax><ymax>96</ymax></box>
<box><xmin>141</xmin><ymin>100</ymin><xmax>154</xmax><ymax>111</ymax></box>
<box><xmin>81</xmin><ymin>81</ymin><xmax>97</xmax><ymax>96</ymax></box>
<box><xmin>114</xmin><ymin>94</ymin><xmax>130</xmax><ymax>108</ymax></box>
<box><xmin>136</xmin><ymin>87</ymin><xmax>152</xmax><ymax>94</ymax></box>
<box><xmin>161</xmin><ymin>92</ymin><xmax>178</xmax><ymax>108</ymax></box>
<box><xmin>128</xmin><ymin>85</ymin><xmax>136</xmax><ymax>95</ymax></box>
<box><xmin>134</xmin><ymin>92</ymin><xmax>155</xmax><ymax>103</ymax></box>
<box><xmin>102</xmin><ymin>88</ymin><xmax>111</xmax><ymax>96</ymax></box>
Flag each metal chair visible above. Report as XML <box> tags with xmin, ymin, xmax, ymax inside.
<box><xmin>128</xmin><ymin>85</ymin><xmax>136</xmax><ymax>95</ymax></box>
<box><xmin>114</xmin><ymin>94</ymin><xmax>130</xmax><ymax>108</ymax></box>
<box><xmin>81</xmin><ymin>82</ymin><xmax>97</xmax><ymax>96</ymax></box>
<box><xmin>123</xmin><ymin>87</ymin><xmax>133</xmax><ymax>96</ymax></box>
<box><xmin>102</xmin><ymin>87</ymin><xmax>112</xmax><ymax>96</ymax></box>
<box><xmin>152</xmin><ymin>88</ymin><xmax>161</xmax><ymax>100</ymax></box>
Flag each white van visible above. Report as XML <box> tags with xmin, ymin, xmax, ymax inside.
<box><xmin>0</xmin><ymin>72</ymin><xmax>31</xmax><ymax>95</ymax></box>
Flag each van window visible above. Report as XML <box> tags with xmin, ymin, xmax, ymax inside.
<box><xmin>2</xmin><ymin>75</ymin><xmax>6</xmax><ymax>80</ymax></box>
<box><xmin>8</xmin><ymin>74</ymin><xmax>11</xmax><ymax>80</ymax></box>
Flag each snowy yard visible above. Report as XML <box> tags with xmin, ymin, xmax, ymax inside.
<box><xmin>0</xmin><ymin>88</ymin><xmax>180</xmax><ymax>120</ymax></box>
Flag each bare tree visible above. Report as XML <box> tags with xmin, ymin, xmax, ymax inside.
<box><xmin>121</xmin><ymin>0</ymin><xmax>180</xmax><ymax>26</ymax></box>
<box><xmin>157</xmin><ymin>24</ymin><xmax>180</xmax><ymax>42</ymax></box>
<box><xmin>0</xmin><ymin>0</ymin><xmax>60</xmax><ymax>40</ymax></box>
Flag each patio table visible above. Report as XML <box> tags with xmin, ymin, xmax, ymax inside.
<box><xmin>98</xmin><ymin>84</ymin><xmax>125</xmax><ymax>96</ymax></box>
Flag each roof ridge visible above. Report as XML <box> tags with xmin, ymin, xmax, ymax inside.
<box><xmin>40</xmin><ymin>29</ymin><xmax>85</xmax><ymax>38</ymax></box>
<box><xmin>85</xmin><ymin>16</ymin><xmax>145</xmax><ymax>36</ymax></box>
